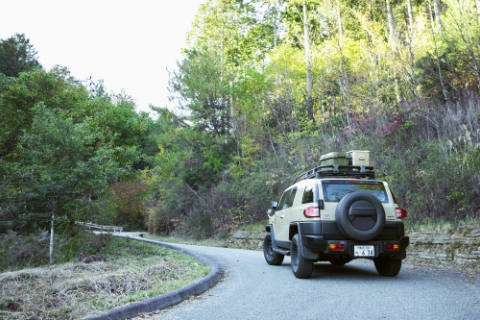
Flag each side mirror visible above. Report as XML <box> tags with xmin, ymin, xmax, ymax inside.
<box><xmin>267</xmin><ymin>209</ymin><xmax>275</xmax><ymax>217</ymax></box>
<box><xmin>271</xmin><ymin>201</ymin><xmax>278</xmax><ymax>210</ymax></box>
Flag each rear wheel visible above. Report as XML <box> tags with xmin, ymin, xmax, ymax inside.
<box><xmin>374</xmin><ymin>257</ymin><xmax>402</xmax><ymax>277</ymax></box>
<box><xmin>291</xmin><ymin>234</ymin><xmax>313</xmax><ymax>278</ymax></box>
<box><xmin>263</xmin><ymin>234</ymin><xmax>284</xmax><ymax>265</ymax></box>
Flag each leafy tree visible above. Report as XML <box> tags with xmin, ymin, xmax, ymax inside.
<box><xmin>0</xmin><ymin>67</ymin><xmax>88</xmax><ymax>158</ymax></box>
<box><xmin>2</xmin><ymin>104</ymin><xmax>124</xmax><ymax>263</ymax></box>
<box><xmin>0</xmin><ymin>34</ymin><xmax>42</xmax><ymax>77</ymax></box>
<box><xmin>170</xmin><ymin>48</ymin><xmax>233</xmax><ymax>151</ymax></box>
<box><xmin>0</xmin><ymin>66</ymin><xmax>151</xmax><ymax>239</ymax></box>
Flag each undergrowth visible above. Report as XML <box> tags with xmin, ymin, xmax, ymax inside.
<box><xmin>0</xmin><ymin>232</ymin><xmax>209</xmax><ymax>320</ymax></box>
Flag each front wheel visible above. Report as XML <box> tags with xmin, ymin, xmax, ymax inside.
<box><xmin>263</xmin><ymin>234</ymin><xmax>284</xmax><ymax>265</ymax></box>
<box><xmin>374</xmin><ymin>257</ymin><xmax>402</xmax><ymax>277</ymax></box>
<box><xmin>291</xmin><ymin>234</ymin><xmax>313</xmax><ymax>278</ymax></box>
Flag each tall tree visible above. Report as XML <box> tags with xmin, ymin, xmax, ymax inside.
<box><xmin>1</xmin><ymin>67</ymin><xmax>148</xmax><ymax>238</ymax></box>
<box><xmin>386</xmin><ymin>0</ymin><xmax>401</xmax><ymax>102</ymax></box>
<box><xmin>169</xmin><ymin>48</ymin><xmax>232</xmax><ymax>148</ymax></box>
<box><xmin>0</xmin><ymin>34</ymin><xmax>42</xmax><ymax>77</ymax></box>
<box><xmin>8</xmin><ymin>104</ymin><xmax>123</xmax><ymax>262</ymax></box>
<box><xmin>425</xmin><ymin>0</ymin><xmax>448</xmax><ymax>101</ymax></box>
<box><xmin>406</xmin><ymin>0</ymin><xmax>418</xmax><ymax>98</ymax></box>
<box><xmin>0</xmin><ymin>67</ymin><xmax>88</xmax><ymax>159</ymax></box>
<box><xmin>303</xmin><ymin>0</ymin><xmax>314</xmax><ymax>121</ymax></box>
<box><xmin>336</xmin><ymin>0</ymin><xmax>344</xmax><ymax>46</ymax></box>
<box><xmin>433</xmin><ymin>0</ymin><xmax>443</xmax><ymax>31</ymax></box>
<box><xmin>476</xmin><ymin>0</ymin><xmax>480</xmax><ymax>25</ymax></box>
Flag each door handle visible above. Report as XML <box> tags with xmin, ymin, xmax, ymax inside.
<box><xmin>280</xmin><ymin>215</ymin><xmax>284</xmax><ymax>219</ymax></box>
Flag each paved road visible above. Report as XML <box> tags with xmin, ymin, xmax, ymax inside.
<box><xmin>147</xmin><ymin>243</ymin><xmax>480</xmax><ymax>320</ymax></box>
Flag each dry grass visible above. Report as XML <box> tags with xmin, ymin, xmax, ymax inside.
<box><xmin>0</xmin><ymin>243</ymin><xmax>209</xmax><ymax>320</ymax></box>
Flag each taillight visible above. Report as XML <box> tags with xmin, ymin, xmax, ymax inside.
<box><xmin>387</xmin><ymin>243</ymin><xmax>400</xmax><ymax>251</ymax></box>
<box><xmin>329</xmin><ymin>243</ymin><xmax>345</xmax><ymax>251</ymax></box>
<box><xmin>395</xmin><ymin>208</ymin><xmax>407</xmax><ymax>218</ymax></box>
<box><xmin>303</xmin><ymin>207</ymin><xmax>320</xmax><ymax>218</ymax></box>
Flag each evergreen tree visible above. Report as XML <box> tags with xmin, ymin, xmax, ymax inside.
<box><xmin>0</xmin><ymin>34</ymin><xmax>42</xmax><ymax>77</ymax></box>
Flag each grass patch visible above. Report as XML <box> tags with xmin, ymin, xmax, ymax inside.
<box><xmin>232</xmin><ymin>220</ymin><xmax>268</xmax><ymax>233</ymax></box>
<box><xmin>0</xmin><ymin>233</ymin><xmax>209</xmax><ymax>320</ymax></box>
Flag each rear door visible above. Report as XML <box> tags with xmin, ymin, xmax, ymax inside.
<box><xmin>275</xmin><ymin>187</ymin><xmax>298</xmax><ymax>241</ymax></box>
<box><xmin>320</xmin><ymin>179</ymin><xmax>390</xmax><ymax>221</ymax></box>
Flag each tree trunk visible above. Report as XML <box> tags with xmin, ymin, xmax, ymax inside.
<box><xmin>334</xmin><ymin>2</ymin><xmax>349</xmax><ymax>126</ymax></box>
<box><xmin>407</xmin><ymin>0</ymin><xmax>414</xmax><ymax>34</ymax></box>
<box><xmin>321</xmin><ymin>13</ymin><xmax>331</xmax><ymax>40</ymax></box>
<box><xmin>407</xmin><ymin>0</ymin><xmax>418</xmax><ymax>98</ymax></box>
<box><xmin>273</xmin><ymin>0</ymin><xmax>280</xmax><ymax>47</ymax></box>
<box><xmin>303</xmin><ymin>0</ymin><xmax>314</xmax><ymax>121</ymax></box>
<box><xmin>426</xmin><ymin>0</ymin><xmax>448</xmax><ymax>102</ymax></box>
<box><xmin>336</xmin><ymin>1</ymin><xmax>343</xmax><ymax>47</ymax></box>
<box><xmin>433</xmin><ymin>0</ymin><xmax>443</xmax><ymax>32</ymax></box>
<box><xmin>387</xmin><ymin>0</ymin><xmax>395</xmax><ymax>50</ymax></box>
<box><xmin>49</xmin><ymin>211</ymin><xmax>55</xmax><ymax>265</ymax></box>
<box><xmin>476</xmin><ymin>0</ymin><xmax>480</xmax><ymax>25</ymax></box>
<box><xmin>386</xmin><ymin>0</ymin><xmax>401</xmax><ymax>103</ymax></box>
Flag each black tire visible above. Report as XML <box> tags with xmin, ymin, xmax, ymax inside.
<box><xmin>291</xmin><ymin>234</ymin><xmax>313</xmax><ymax>278</ymax></box>
<box><xmin>263</xmin><ymin>234</ymin><xmax>284</xmax><ymax>265</ymax></box>
<box><xmin>335</xmin><ymin>191</ymin><xmax>386</xmax><ymax>242</ymax></box>
<box><xmin>374</xmin><ymin>257</ymin><xmax>402</xmax><ymax>277</ymax></box>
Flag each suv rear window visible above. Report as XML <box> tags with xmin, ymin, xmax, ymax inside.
<box><xmin>322</xmin><ymin>180</ymin><xmax>389</xmax><ymax>203</ymax></box>
<box><xmin>302</xmin><ymin>185</ymin><xmax>314</xmax><ymax>204</ymax></box>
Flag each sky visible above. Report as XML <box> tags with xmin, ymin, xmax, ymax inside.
<box><xmin>1</xmin><ymin>0</ymin><xmax>207</xmax><ymax>114</ymax></box>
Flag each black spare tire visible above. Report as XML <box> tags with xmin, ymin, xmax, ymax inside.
<box><xmin>335</xmin><ymin>191</ymin><xmax>385</xmax><ymax>241</ymax></box>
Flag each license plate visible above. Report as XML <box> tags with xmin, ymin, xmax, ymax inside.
<box><xmin>354</xmin><ymin>246</ymin><xmax>374</xmax><ymax>257</ymax></box>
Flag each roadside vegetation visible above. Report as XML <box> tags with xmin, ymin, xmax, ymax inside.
<box><xmin>1</xmin><ymin>0</ymin><xmax>480</xmax><ymax>315</ymax></box>
<box><xmin>2</xmin><ymin>0</ymin><xmax>480</xmax><ymax>249</ymax></box>
<box><xmin>0</xmin><ymin>232</ymin><xmax>209</xmax><ymax>320</ymax></box>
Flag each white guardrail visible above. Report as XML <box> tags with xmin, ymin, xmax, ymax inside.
<box><xmin>75</xmin><ymin>221</ymin><xmax>123</xmax><ymax>233</ymax></box>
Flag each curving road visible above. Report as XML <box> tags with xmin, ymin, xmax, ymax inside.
<box><xmin>149</xmin><ymin>243</ymin><xmax>480</xmax><ymax>320</ymax></box>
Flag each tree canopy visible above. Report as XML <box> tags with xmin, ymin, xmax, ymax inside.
<box><xmin>148</xmin><ymin>0</ymin><xmax>480</xmax><ymax>234</ymax></box>
<box><xmin>0</xmin><ymin>33</ymin><xmax>42</xmax><ymax>77</ymax></box>
<box><xmin>2</xmin><ymin>0</ymin><xmax>480</xmax><ymax>247</ymax></box>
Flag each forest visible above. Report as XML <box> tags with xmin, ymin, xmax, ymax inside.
<box><xmin>1</xmin><ymin>0</ymin><xmax>480</xmax><ymax>248</ymax></box>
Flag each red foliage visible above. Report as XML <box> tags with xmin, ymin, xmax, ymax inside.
<box><xmin>110</xmin><ymin>182</ymin><xmax>148</xmax><ymax>229</ymax></box>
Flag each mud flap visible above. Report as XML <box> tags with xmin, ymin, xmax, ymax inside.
<box><xmin>294</xmin><ymin>224</ymin><xmax>320</xmax><ymax>261</ymax></box>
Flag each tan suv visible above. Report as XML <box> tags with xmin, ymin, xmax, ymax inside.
<box><xmin>263</xmin><ymin>151</ymin><xmax>409</xmax><ymax>278</ymax></box>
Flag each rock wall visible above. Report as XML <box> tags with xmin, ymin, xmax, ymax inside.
<box><xmin>227</xmin><ymin>231</ymin><xmax>265</xmax><ymax>251</ymax></box>
<box><xmin>228</xmin><ymin>226</ymin><xmax>480</xmax><ymax>270</ymax></box>
<box><xmin>406</xmin><ymin>225</ymin><xmax>480</xmax><ymax>269</ymax></box>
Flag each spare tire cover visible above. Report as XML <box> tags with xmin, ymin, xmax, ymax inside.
<box><xmin>335</xmin><ymin>191</ymin><xmax>385</xmax><ymax>242</ymax></box>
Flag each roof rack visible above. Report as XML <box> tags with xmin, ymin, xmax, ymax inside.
<box><xmin>294</xmin><ymin>164</ymin><xmax>375</xmax><ymax>183</ymax></box>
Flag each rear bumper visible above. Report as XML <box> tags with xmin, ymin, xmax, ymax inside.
<box><xmin>299</xmin><ymin>221</ymin><xmax>409</xmax><ymax>260</ymax></box>
<box><xmin>303</xmin><ymin>234</ymin><xmax>409</xmax><ymax>260</ymax></box>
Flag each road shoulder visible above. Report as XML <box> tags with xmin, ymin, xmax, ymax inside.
<box><xmin>85</xmin><ymin>233</ymin><xmax>223</xmax><ymax>320</ymax></box>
